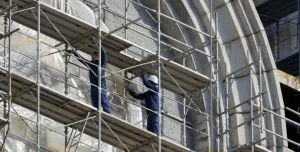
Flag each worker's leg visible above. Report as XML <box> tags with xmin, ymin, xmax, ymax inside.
<box><xmin>101</xmin><ymin>81</ymin><xmax>111</xmax><ymax>114</ymax></box>
<box><xmin>147</xmin><ymin>112</ymin><xmax>158</xmax><ymax>134</ymax></box>
<box><xmin>90</xmin><ymin>87</ymin><xmax>99</xmax><ymax>109</ymax></box>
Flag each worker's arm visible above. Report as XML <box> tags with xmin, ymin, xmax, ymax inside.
<box><xmin>129</xmin><ymin>90</ymin><xmax>148</xmax><ymax>100</ymax></box>
<box><xmin>73</xmin><ymin>51</ymin><xmax>92</xmax><ymax>67</ymax></box>
<box><xmin>141</xmin><ymin>73</ymin><xmax>156</xmax><ymax>90</ymax></box>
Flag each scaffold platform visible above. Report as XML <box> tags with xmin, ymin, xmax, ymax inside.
<box><xmin>0</xmin><ymin>0</ymin><xmax>211</xmax><ymax>94</ymax></box>
<box><xmin>0</xmin><ymin>67</ymin><xmax>190</xmax><ymax>152</ymax></box>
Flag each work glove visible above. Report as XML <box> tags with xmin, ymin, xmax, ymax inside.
<box><xmin>65</xmin><ymin>49</ymin><xmax>73</xmax><ymax>54</ymax></box>
<box><xmin>128</xmin><ymin>88</ymin><xmax>137</xmax><ymax>96</ymax></box>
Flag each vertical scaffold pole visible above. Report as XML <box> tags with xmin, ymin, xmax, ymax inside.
<box><xmin>183</xmin><ymin>49</ymin><xmax>186</xmax><ymax>147</ymax></box>
<box><xmin>157</xmin><ymin>0</ymin><xmax>162</xmax><ymax>151</ymax></box>
<box><xmin>37</xmin><ymin>0</ymin><xmax>41</xmax><ymax>151</ymax></box>
<box><xmin>209</xmin><ymin>0</ymin><xmax>214</xmax><ymax>151</ymax></box>
<box><xmin>249</xmin><ymin>50</ymin><xmax>254</xmax><ymax>152</ymax></box>
<box><xmin>2</xmin><ymin>17</ymin><xmax>8</xmax><ymax>152</ymax></box>
<box><xmin>7</xmin><ymin>0</ymin><xmax>12</xmax><ymax>151</ymax></box>
<box><xmin>65</xmin><ymin>127</ymin><xmax>68</xmax><ymax>152</ymax></box>
<box><xmin>64</xmin><ymin>45</ymin><xmax>68</xmax><ymax>95</ymax></box>
<box><xmin>64</xmin><ymin>2</ymin><xmax>68</xmax><ymax>150</ymax></box>
<box><xmin>259</xmin><ymin>46</ymin><xmax>263</xmax><ymax>133</ymax></box>
<box><xmin>125</xmin><ymin>0</ymin><xmax>128</xmax><ymax>55</ymax></box>
<box><xmin>4</xmin><ymin>17</ymin><xmax>7</xmax><ymax>68</ymax></box>
<box><xmin>225</xmin><ymin>63</ymin><xmax>229</xmax><ymax>150</ymax></box>
<box><xmin>98</xmin><ymin>0</ymin><xmax>102</xmax><ymax>151</ymax></box>
<box><xmin>65</xmin><ymin>0</ymin><xmax>68</xmax><ymax>13</ymax></box>
<box><xmin>183</xmin><ymin>97</ymin><xmax>186</xmax><ymax>146</ymax></box>
<box><xmin>215</xmin><ymin>11</ymin><xmax>220</xmax><ymax>152</ymax></box>
<box><xmin>124</xmin><ymin>0</ymin><xmax>127</xmax><ymax>121</ymax></box>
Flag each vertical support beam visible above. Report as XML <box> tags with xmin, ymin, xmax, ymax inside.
<box><xmin>124</xmin><ymin>0</ymin><xmax>129</xmax><ymax>121</ymax></box>
<box><xmin>3</xmin><ymin>18</ymin><xmax>7</xmax><ymax>68</ymax></box>
<box><xmin>209</xmin><ymin>0</ymin><xmax>214</xmax><ymax>151</ymax></box>
<box><xmin>259</xmin><ymin>46</ymin><xmax>263</xmax><ymax>133</ymax></box>
<box><xmin>225</xmin><ymin>63</ymin><xmax>229</xmax><ymax>150</ymax></box>
<box><xmin>3</xmin><ymin>18</ymin><xmax>8</xmax><ymax>151</ymax></box>
<box><xmin>124</xmin><ymin>72</ymin><xmax>129</xmax><ymax>121</ymax></box>
<box><xmin>215</xmin><ymin>12</ymin><xmax>219</xmax><ymax>152</ymax></box>
<box><xmin>37</xmin><ymin>0</ymin><xmax>41</xmax><ymax>151</ymax></box>
<box><xmin>64</xmin><ymin>0</ymin><xmax>68</xmax><ymax>95</ymax></box>
<box><xmin>249</xmin><ymin>50</ymin><xmax>254</xmax><ymax>152</ymax></box>
<box><xmin>182</xmin><ymin>54</ymin><xmax>186</xmax><ymax>147</ymax></box>
<box><xmin>97</xmin><ymin>0</ymin><xmax>102</xmax><ymax>151</ymax></box>
<box><xmin>182</xmin><ymin>97</ymin><xmax>186</xmax><ymax>146</ymax></box>
<box><xmin>125</xmin><ymin>0</ymin><xmax>128</xmax><ymax>54</ymax></box>
<box><xmin>5</xmin><ymin>0</ymin><xmax>12</xmax><ymax>151</ymax></box>
<box><xmin>64</xmin><ymin>45</ymin><xmax>68</xmax><ymax>95</ymax></box>
<box><xmin>65</xmin><ymin>0</ymin><xmax>68</xmax><ymax>13</ymax></box>
<box><xmin>157</xmin><ymin>0</ymin><xmax>162</xmax><ymax>151</ymax></box>
<box><xmin>65</xmin><ymin>127</ymin><xmax>68</xmax><ymax>152</ymax></box>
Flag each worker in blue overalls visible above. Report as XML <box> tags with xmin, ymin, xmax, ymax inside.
<box><xmin>71</xmin><ymin>48</ymin><xmax>111</xmax><ymax>113</ymax></box>
<box><xmin>128</xmin><ymin>72</ymin><xmax>159</xmax><ymax>134</ymax></box>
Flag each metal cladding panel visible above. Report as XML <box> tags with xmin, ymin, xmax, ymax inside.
<box><xmin>0</xmin><ymin>68</ymin><xmax>190</xmax><ymax>152</ymax></box>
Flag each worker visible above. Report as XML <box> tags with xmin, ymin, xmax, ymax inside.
<box><xmin>128</xmin><ymin>72</ymin><xmax>159</xmax><ymax>134</ymax></box>
<box><xmin>71</xmin><ymin>48</ymin><xmax>111</xmax><ymax>114</ymax></box>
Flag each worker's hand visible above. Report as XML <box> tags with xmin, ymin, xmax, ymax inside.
<box><xmin>65</xmin><ymin>49</ymin><xmax>73</xmax><ymax>54</ymax></box>
<box><xmin>140</xmin><ymin>70</ymin><xmax>145</xmax><ymax>75</ymax></box>
<box><xmin>127</xmin><ymin>89</ymin><xmax>134</xmax><ymax>96</ymax></box>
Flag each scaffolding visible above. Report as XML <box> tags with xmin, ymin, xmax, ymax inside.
<box><xmin>0</xmin><ymin>0</ymin><xmax>299</xmax><ymax>152</ymax></box>
<box><xmin>0</xmin><ymin>0</ymin><xmax>217</xmax><ymax>151</ymax></box>
<box><xmin>257</xmin><ymin>0</ymin><xmax>300</xmax><ymax>151</ymax></box>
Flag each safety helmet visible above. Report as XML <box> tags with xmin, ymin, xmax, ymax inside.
<box><xmin>148</xmin><ymin>75</ymin><xmax>158</xmax><ymax>84</ymax></box>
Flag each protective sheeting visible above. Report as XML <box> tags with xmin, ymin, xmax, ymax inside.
<box><xmin>0</xmin><ymin>0</ymin><xmax>126</xmax><ymax>151</ymax></box>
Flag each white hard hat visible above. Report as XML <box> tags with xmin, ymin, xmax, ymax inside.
<box><xmin>148</xmin><ymin>75</ymin><xmax>158</xmax><ymax>84</ymax></box>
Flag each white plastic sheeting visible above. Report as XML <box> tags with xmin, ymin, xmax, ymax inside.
<box><xmin>0</xmin><ymin>0</ymin><xmax>126</xmax><ymax>151</ymax></box>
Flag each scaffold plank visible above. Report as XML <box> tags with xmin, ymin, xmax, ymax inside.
<box><xmin>0</xmin><ymin>0</ymin><xmax>211</xmax><ymax>94</ymax></box>
<box><xmin>0</xmin><ymin>68</ymin><xmax>190</xmax><ymax>152</ymax></box>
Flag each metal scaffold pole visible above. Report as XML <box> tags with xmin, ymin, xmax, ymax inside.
<box><xmin>259</xmin><ymin>46</ymin><xmax>263</xmax><ymax>134</ymax></box>
<box><xmin>64</xmin><ymin>45</ymin><xmax>68</xmax><ymax>93</ymax></box>
<box><xmin>182</xmin><ymin>97</ymin><xmax>186</xmax><ymax>146</ymax></box>
<box><xmin>6</xmin><ymin>0</ymin><xmax>12</xmax><ymax>151</ymax></box>
<box><xmin>249</xmin><ymin>50</ymin><xmax>254</xmax><ymax>152</ymax></box>
<box><xmin>124</xmin><ymin>0</ymin><xmax>128</xmax><ymax>121</ymax></box>
<box><xmin>157</xmin><ymin>0</ymin><xmax>162</xmax><ymax>151</ymax></box>
<box><xmin>37</xmin><ymin>0</ymin><xmax>41</xmax><ymax>151</ymax></box>
<box><xmin>215</xmin><ymin>11</ymin><xmax>219</xmax><ymax>152</ymax></box>
<box><xmin>209</xmin><ymin>0</ymin><xmax>214</xmax><ymax>151</ymax></box>
<box><xmin>225</xmin><ymin>63</ymin><xmax>229</xmax><ymax>150</ymax></box>
<box><xmin>98</xmin><ymin>0</ymin><xmax>102</xmax><ymax>151</ymax></box>
<box><xmin>64</xmin><ymin>0</ymin><xmax>68</xmax><ymax>96</ymax></box>
<box><xmin>65</xmin><ymin>127</ymin><xmax>68</xmax><ymax>152</ymax></box>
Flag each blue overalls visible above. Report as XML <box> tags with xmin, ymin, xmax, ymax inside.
<box><xmin>129</xmin><ymin>74</ymin><xmax>158</xmax><ymax>134</ymax></box>
<box><xmin>74</xmin><ymin>48</ymin><xmax>111</xmax><ymax>113</ymax></box>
